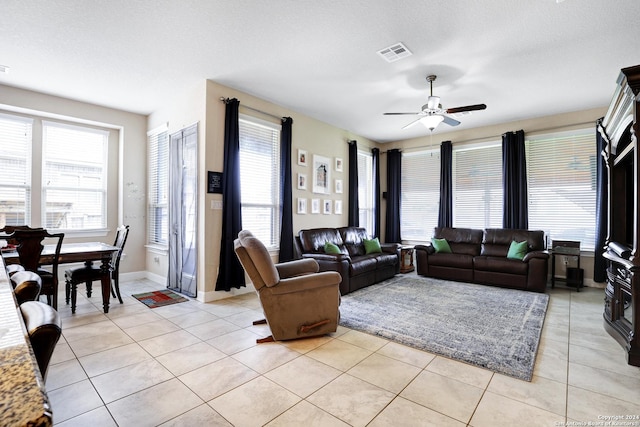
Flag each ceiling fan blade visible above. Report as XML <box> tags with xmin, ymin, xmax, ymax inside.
<box><xmin>384</xmin><ymin>112</ymin><xmax>422</xmax><ymax>115</ymax></box>
<box><xmin>445</xmin><ymin>104</ymin><xmax>487</xmax><ymax>114</ymax></box>
<box><xmin>442</xmin><ymin>115</ymin><xmax>461</xmax><ymax>127</ymax></box>
<box><xmin>402</xmin><ymin>118</ymin><xmax>423</xmax><ymax>129</ymax></box>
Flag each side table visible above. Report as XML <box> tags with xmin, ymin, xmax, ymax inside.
<box><xmin>400</xmin><ymin>245</ymin><xmax>414</xmax><ymax>273</ymax></box>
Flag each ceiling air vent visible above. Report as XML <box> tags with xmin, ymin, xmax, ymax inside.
<box><xmin>377</xmin><ymin>42</ymin><xmax>412</xmax><ymax>63</ymax></box>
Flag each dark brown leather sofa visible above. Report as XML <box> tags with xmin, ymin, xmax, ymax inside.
<box><xmin>415</xmin><ymin>227</ymin><xmax>549</xmax><ymax>292</ymax></box>
<box><xmin>295</xmin><ymin>227</ymin><xmax>400</xmax><ymax>295</ymax></box>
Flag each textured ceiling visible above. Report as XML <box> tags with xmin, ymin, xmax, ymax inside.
<box><xmin>1</xmin><ymin>0</ymin><xmax>640</xmax><ymax>142</ymax></box>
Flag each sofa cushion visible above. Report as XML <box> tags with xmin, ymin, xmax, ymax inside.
<box><xmin>299</xmin><ymin>228</ymin><xmax>344</xmax><ymax>253</ymax></box>
<box><xmin>431</xmin><ymin>238</ymin><xmax>452</xmax><ymax>253</ymax></box>
<box><xmin>375</xmin><ymin>252</ymin><xmax>398</xmax><ymax>268</ymax></box>
<box><xmin>481</xmin><ymin>228</ymin><xmax>545</xmax><ymax>256</ymax></box>
<box><xmin>339</xmin><ymin>227</ymin><xmax>369</xmax><ymax>257</ymax></box>
<box><xmin>507</xmin><ymin>240</ymin><xmax>528</xmax><ymax>260</ymax></box>
<box><xmin>428</xmin><ymin>253</ymin><xmax>474</xmax><ymax>269</ymax></box>
<box><xmin>349</xmin><ymin>256</ymin><xmax>378</xmax><ymax>275</ymax></box>
<box><xmin>474</xmin><ymin>256</ymin><xmax>528</xmax><ymax>275</ymax></box>
<box><xmin>363</xmin><ymin>237</ymin><xmax>382</xmax><ymax>254</ymax></box>
<box><xmin>433</xmin><ymin>227</ymin><xmax>482</xmax><ymax>256</ymax></box>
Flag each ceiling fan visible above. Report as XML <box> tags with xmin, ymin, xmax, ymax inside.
<box><xmin>384</xmin><ymin>75</ymin><xmax>487</xmax><ymax>131</ymax></box>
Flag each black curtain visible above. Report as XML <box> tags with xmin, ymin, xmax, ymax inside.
<box><xmin>278</xmin><ymin>117</ymin><xmax>294</xmax><ymax>262</ymax></box>
<box><xmin>215</xmin><ymin>98</ymin><xmax>245</xmax><ymax>291</ymax></box>
<box><xmin>594</xmin><ymin>118</ymin><xmax>608</xmax><ymax>282</ymax></box>
<box><xmin>438</xmin><ymin>141</ymin><xmax>453</xmax><ymax>228</ymax></box>
<box><xmin>348</xmin><ymin>140</ymin><xmax>359</xmax><ymax>226</ymax></box>
<box><xmin>372</xmin><ymin>147</ymin><xmax>381</xmax><ymax>238</ymax></box>
<box><xmin>385</xmin><ymin>149</ymin><xmax>402</xmax><ymax>243</ymax></box>
<box><xmin>502</xmin><ymin>130</ymin><xmax>528</xmax><ymax>229</ymax></box>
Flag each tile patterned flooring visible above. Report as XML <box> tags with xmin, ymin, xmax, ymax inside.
<box><xmin>46</xmin><ymin>276</ymin><xmax>640</xmax><ymax>426</ymax></box>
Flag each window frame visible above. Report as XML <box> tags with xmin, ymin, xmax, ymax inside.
<box><xmin>147</xmin><ymin>124</ymin><xmax>169</xmax><ymax>247</ymax></box>
<box><xmin>357</xmin><ymin>149</ymin><xmax>374</xmax><ymax>236</ymax></box>
<box><xmin>238</xmin><ymin>114</ymin><xmax>281</xmax><ymax>250</ymax></box>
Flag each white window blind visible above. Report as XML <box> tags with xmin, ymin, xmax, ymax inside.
<box><xmin>357</xmin><ymin>150</ymin><xmax>374</xmax><ymax>235</ymax></box>
<box><xmin>453</xmin><ymin>143</ymin><xmax>503</xmax><ymax>228</ymax></box>
<box><xmin>239</xmin><ymin>115</ymin><xmax>281</xmax><ymax>248</ymax></box>
<box><xmin>0</xmin><ymin>113</ymin><xmax>32</xmax><ymax>226</ymax></box>
<box><xmin>147</xmin><ymin>125</ymin><xmax>169</xmax><ymax>245</ymax></box>
<box><xmin>526</xmin><ymin>130</ymin><xmax>596</xmax><ymax>250</ymax></box>
<box><xmin>401</xmin><ymin>149</ymin><xmax>440</xmax><ymax>241</ymax></box>
<box><xmin>42</xmin><ymin>121</ymin><xmax>108</xmax><ymax>230</ymax></box>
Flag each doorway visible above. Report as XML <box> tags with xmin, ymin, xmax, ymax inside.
<box><xmin>167</xmin><ymin>124</ymin><xmax>198</xmax><ymax>297</ymax></box>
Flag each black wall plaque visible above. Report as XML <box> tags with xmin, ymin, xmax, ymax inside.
<box><xmin>208</xmin><ymin>171</ymin><xmax>223</xmax><ymax>194</ymax></box>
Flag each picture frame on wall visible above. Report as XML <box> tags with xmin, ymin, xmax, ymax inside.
<box><xmin>297</xmin><ymin>173</ymin><xmax>307</xmax><ymax>190</ymax></box>
<box><xmin>335</xmin><ymin>157</ymin><xmax>343</xmax><ymax>172</ymax></box>
<box><xmin>334</xmin><ymin>200</ymin><xmax>342</xmax><ymax>215</ymax></box>
<box><xmin>323</xmin><ymin>199</ymin><xmax>332</xmax><ymax>214</ymax></box>
<box><xmin>312</xmin><ymin>155</ymin><xmax>331</xmax><ymax>194</ymax></box>
<box><xmin>311</xmin><ymin>198</ymin><xmax>320</xmax><ymax>214</ymax></box>
<box><xmin>335</xmin><ymin>179</ymin><xmax>343</xmax><ymax>194</ymax></box>
<box><xmin>298</xmin><ymin>149</ymin><xmax>308</xmax><ymax>166</ymax></box>
<box><xmin>297</xmin><ymin>198</ymin><xmax>307</xmax><ymax>214</ymax></box>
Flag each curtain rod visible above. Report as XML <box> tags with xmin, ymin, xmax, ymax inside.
<box><xmin>219</xmin><ymin>97</ymin><xmax>285</xmax><ymax>122</ymax></box>
<box><xmin>379</xmin><ymin>120</ymin><xmax>598</xmax><ymax>154</ymax></box>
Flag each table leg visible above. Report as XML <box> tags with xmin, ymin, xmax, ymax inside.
<box><xmin>100</xmin><ymin>258</ymin><xmax>111</xmax><ymax>313</ymax></box>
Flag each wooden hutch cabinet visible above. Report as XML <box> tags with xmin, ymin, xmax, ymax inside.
<box><xmin>599</xmin><ymin>64</ymin><xmax>640</xmax><ymax>366</ymax></box>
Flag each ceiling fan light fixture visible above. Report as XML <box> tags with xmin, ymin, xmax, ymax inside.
<box><xmin>420</xmin><ymin>114</ymin><xmax>444</xmax><ymax>130</ymax></box>
<box><xmin>426</xmin><ymin>96</ymin><xmax>440</xmax><ymax>111</ymax></box>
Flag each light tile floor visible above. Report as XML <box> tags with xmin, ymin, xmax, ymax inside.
<box><xmin>46</xmin><ymin>276</ymin><xmax>640</xmax><ymax>426</ymax></box>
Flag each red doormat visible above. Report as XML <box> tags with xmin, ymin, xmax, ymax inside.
<box><xmin>132</xmin><ymin>289</ymin><xmax>189</xmax><ymax>309</ymax></box>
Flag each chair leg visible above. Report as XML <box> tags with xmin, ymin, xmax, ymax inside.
<box><xmin>112</xmin><ymin>276</ymin><xmax>123</xmax><ymax>304</ymax></box>
<box><xmin>86</xmin><ymin>281</ymin><xmax>92</xmax><ymax>298</ymax></box>
<box><xmin>256</xmin><ymin>335</ymin><xmax>274</xmax><ymax>343</ymax></box>
<box><xmin>71</xmin><ymin>282</ymin><xmax>77</xmax><ymax>314</ymax></box>
<box><xmin>65</xmin><ymin>279</ymin><xmax>70</xmax><ymax>304</ymax></box>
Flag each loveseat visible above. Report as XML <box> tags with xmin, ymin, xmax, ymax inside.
<box><xmin>294</xmin><ymin>227</ymin><xmax>401</xmax><ymax>295</ymax></box>
<box><xmin>415</xmin><ymin>227</ymin><xmax>549</xmax><ymax>292</ymax></box>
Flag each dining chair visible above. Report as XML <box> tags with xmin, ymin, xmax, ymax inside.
<box><xmin>20</xmin><ymin>301</ymin><xmax>62</xmax><ymax>381</ymax></box>
<box><xmin>65</xmin><ymin>225</ymin><xmax>129</xmax><ymax>314</ymax></box>
<box><xmin>9</xmin><ymin>228</ymin><xmax>65</xmax><ymax>310</ymax></box>
<box><xmin>11</xmin><ymin>270</ymin><xmax>42</xmax><ymax>305</ymax></box>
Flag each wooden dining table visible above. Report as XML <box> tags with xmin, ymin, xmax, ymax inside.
<box><xmin>2</xmin><ymin>242</ymin><xmax>119</xmax><ymax>313</ymax></box>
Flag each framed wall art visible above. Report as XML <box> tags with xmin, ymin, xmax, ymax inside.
<box><xmin>298</xmin><ymin>149</ymin><xmax>308</xmax><ymax>166</ymax></box>
<box><xmin>297</xmin><ymin>173</ymin><xmax>307</xmax><ymax>190</ymax></box>
<box><xmin>297</xmin><ymin>198</ymin><xmax>307</xmax><ymax>214</ymax></box>
<box><xmin>312</xmin><ymin>155</ymin><xmax>331</xmax><ymax>194</ymax></box>
<box><xmin>323</xmin><ymin>199</ymin><xmax>332</xmax><ymax>214</ymax></box>
<box><xmin>311</xmin><ymin>198</ymin><xmax>320</xmax><ymax>214</ymax></box>
<box><xmin>335</xmin><ymin>157</ymin><xmax>343</xmax><ymax>172</ymax></box>
<box><xmin>335</xmin><ymin>179</ymin><xmax>343</xmax><ymax>194</ymax></box>
<box><xmin>334</xmin><ymin>200</ymin><xmax>342</xmax><ymax>215</ymax></box>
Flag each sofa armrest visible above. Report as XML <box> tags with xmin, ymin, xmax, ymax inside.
<box><xmin>381</xmin><ymin>243</ymin><xmax>401</xmax><ymax>254</ymax></box>
<box><xmin>522</xmin><ymin>250</ymin><xmax>549</xmax><ymax>263</ymax></box>
<box><xmin>415</xmin><ymin>244</ymin><xmax>435</xmax><ymax>255</ymax></box>
<box><xmin>276</xmin><ymin>258</ymin><xmax>319</xmax><ymax>279</ymax></box>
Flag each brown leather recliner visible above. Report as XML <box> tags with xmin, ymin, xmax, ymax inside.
<box><xmin>234</xmin><ymin>230</ymin><xmax>341</xmax><ymax>342</ymax></box>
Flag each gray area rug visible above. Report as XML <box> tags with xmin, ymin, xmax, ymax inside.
<box><xmin>339</xmin><ymin>275</ymin><xmax>549</xmax><ymax>381</ymax></box>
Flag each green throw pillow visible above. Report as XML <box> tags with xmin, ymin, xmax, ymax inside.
<box><xmin>431</xmin><ymin>238</ymin><xmax>452</xmax><ymax>254</ymax></box>
<box><xmin>507</xmin><ymin>240</ymin><xmax>528</xmax><ymax>260</ymax></box>
<box><xmin>324</xmin><ymin>241</ymin><xmax>342</xmax><ymax>254</ymax></box>
<box><xmin>363</xmin><ymin>237</ymin><xmax>382</xmax><ymax>254</ymax></box>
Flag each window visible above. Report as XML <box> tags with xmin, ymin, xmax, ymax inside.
<box><xmin>357</xmin><ymin>150</ymin><xmax>374</xmax><ymax>235</ymax></box>
<box><xmin>0</xmin><ymin>113</ymin><xmax>32</xmax><ymax>227</ymax></box>
<box><xmin>147</xmin><ymin>125</ymin><xmax>169</xmax><ymax>245</ymax></box>
<box><xmin>42</xmin><ymin>121</ymin><xmax>108</xmax><ymax>230</ymax></box>
<box><xmin>453</xmin><ymin>143</ymin><xmax>503</xmax><ymax>228</ymax></box>
<box><xmin>401</xmin><ymin>148</ymin><xmax>440</xmax><ymax>241</ymax></box>
<box><xmin>239</xmin><ymin>115</ymin><xmax>281</xmax><ymax>248</ymax></box>
<box><xmin>526</xmin><ymin>130</ymin><xmax>596</xmax><ymax>250</ymax></box>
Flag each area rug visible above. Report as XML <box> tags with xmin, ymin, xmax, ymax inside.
<box><xmin>132</xmin><ymin>289</ymin><xmax>189</xmax><ymax>309</ymax></box>
<box><xmin>339</xmin><ymin>275</ymin><xmax>549</xmax><ymax>381</ymax></box>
